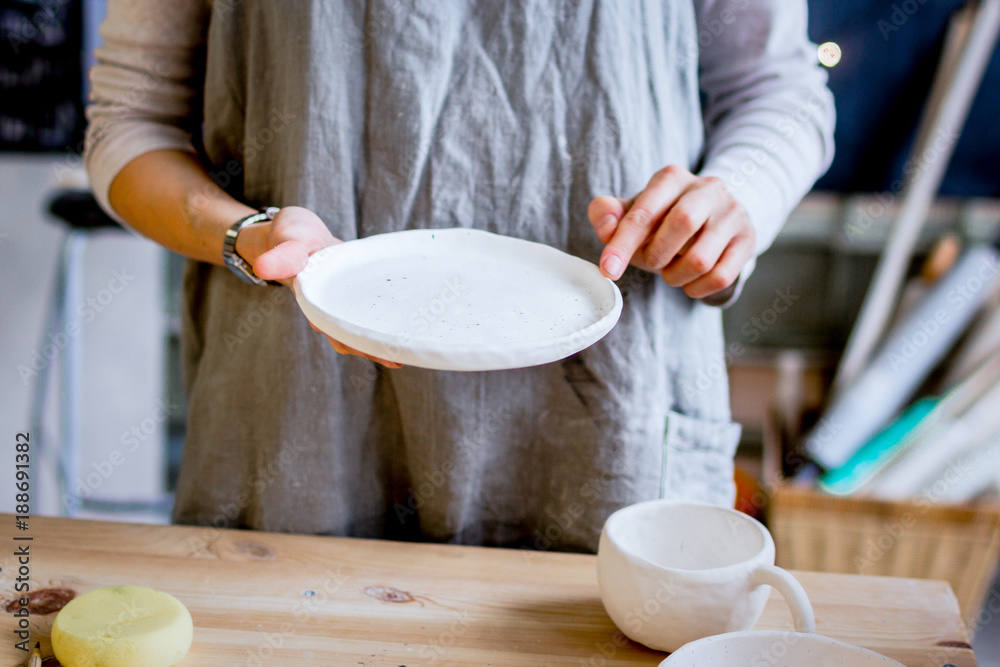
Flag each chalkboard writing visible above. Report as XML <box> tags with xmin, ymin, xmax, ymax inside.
<box><xmin>0</xmin><ymin>0</ymin><xmax>84</xmax><ymax>152</ymax></box>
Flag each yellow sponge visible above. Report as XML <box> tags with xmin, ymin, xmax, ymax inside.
<box><xmin>52</xmin><ymin>586</ymin><xmax>193</xmax><ymax>667</ymax></box>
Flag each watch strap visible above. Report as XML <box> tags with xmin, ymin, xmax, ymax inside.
<box><xmin>222</xmin><ymin>207</ymin><xmax>281</xmax><ymax>285</ymax></box>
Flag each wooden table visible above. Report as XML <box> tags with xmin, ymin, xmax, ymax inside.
<box><xmin>1</xmin><ymin>515</ymin><xmax>977</xmax><ymax>666</ymax></box>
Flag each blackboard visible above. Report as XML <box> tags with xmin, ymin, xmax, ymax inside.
<box><xmin>0</xmin><ymin>0</ymin><xmax>83</xmax><ymax>152</ymax></box>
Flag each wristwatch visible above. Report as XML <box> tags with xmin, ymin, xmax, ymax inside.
<box><xmin>222</xmin><ymin>206</ymin><xmax>281</xmax><ymax>285</ymax></box>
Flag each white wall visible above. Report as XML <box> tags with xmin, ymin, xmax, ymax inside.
<box><xmin>0</xmin><ymin>154</ymin><xmax>167</xmax><ymax>522</ymax></box>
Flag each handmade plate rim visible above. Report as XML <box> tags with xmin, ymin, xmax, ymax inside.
<box><xmin>658</xmin><ymin>631</ymin><xmax>904</xmax><ymax>666</ymax></box>
<box><xmin>293</xmin><ymin>227</ymin><xmax>623</xmax><ymax>370</ymax></box>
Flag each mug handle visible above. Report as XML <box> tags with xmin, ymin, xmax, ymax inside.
<box><xmin>751</xmin><ymin>564</ymin><xmax>816</xmax><ymax>633</ymax></box>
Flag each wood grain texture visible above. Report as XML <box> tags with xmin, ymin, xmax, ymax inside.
<box><xmin>0</xmin><ymin>514</ymin><xmax>977</xmax><ymax>666</ymax></box>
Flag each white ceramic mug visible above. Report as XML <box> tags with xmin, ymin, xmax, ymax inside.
<box><xmin>659</xmin><ymin>631</ymin><xmax>904</xmax><ymax>666</ymax></box>
<box><xmin>597</xmin><ymin>500</ymin><xmax>815</xmax><ymax>653</ymax></box>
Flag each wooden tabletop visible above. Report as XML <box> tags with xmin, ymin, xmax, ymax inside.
<box><xmin>0</xmin><ymin>514</ymin><xmax>977</xmax><ymax>666</ymax></box>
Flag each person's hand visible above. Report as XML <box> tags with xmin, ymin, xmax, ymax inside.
<box><xmin>587</xmin><ymin>165</ymin><xmax>755</xmax><ymax>301</ymax></box>
<box><xmin>235</xmin><ymin>206</ymin><xmax>402</xmax><ymax>368</ymax></box>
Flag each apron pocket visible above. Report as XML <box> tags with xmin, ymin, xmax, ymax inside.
<box><xmin>660</xmin><ymin>410</ymin><xmax>742</xmax><ymax>507</ymax></box>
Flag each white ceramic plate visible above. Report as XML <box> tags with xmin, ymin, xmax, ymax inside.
<box><xmin>659</xmin><ymin>631</ymin><xmax>904</xmax><ymax>666</ymax></box>
<box><xmin>293</xmin><ymin>228</ymin><xmax>623</xmax><ymax>371</ymax></box>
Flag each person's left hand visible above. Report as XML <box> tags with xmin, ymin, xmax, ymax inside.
<box><xmin>588</xmin><ymin>165</ymin><xmax>755</xmax><ymax>300</ymax></box>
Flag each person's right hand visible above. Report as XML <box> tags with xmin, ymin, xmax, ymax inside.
<box><xmin>235</xmin><ymin>206</ymin><xmax>403</xmax><ymax>368</ymax></box>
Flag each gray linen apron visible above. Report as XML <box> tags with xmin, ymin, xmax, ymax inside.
<box><xmin>174</xmin><ymin>0</ymin><xmax>742</xmax><ymax>552</ymax></box>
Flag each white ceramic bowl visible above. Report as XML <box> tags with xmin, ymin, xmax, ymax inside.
<box><xmin>597</xmin><ymin>500</ymin><xmax>814</xmax><ymax>652</ymax></box>
<box><xmin>659</xmin><ymin>631</ymin><xmax>904</xmax><ymax>666</ymax></box>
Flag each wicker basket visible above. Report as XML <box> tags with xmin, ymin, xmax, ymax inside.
<box><xmin>762</xmin><ymin>408</ymin><xmax>1000</xmax><ymax>633</ymax></box>
<box><xmin>769</xmin><ymin>485</ymin><xmax>1000</xmax><ymax>631</ymax></box>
